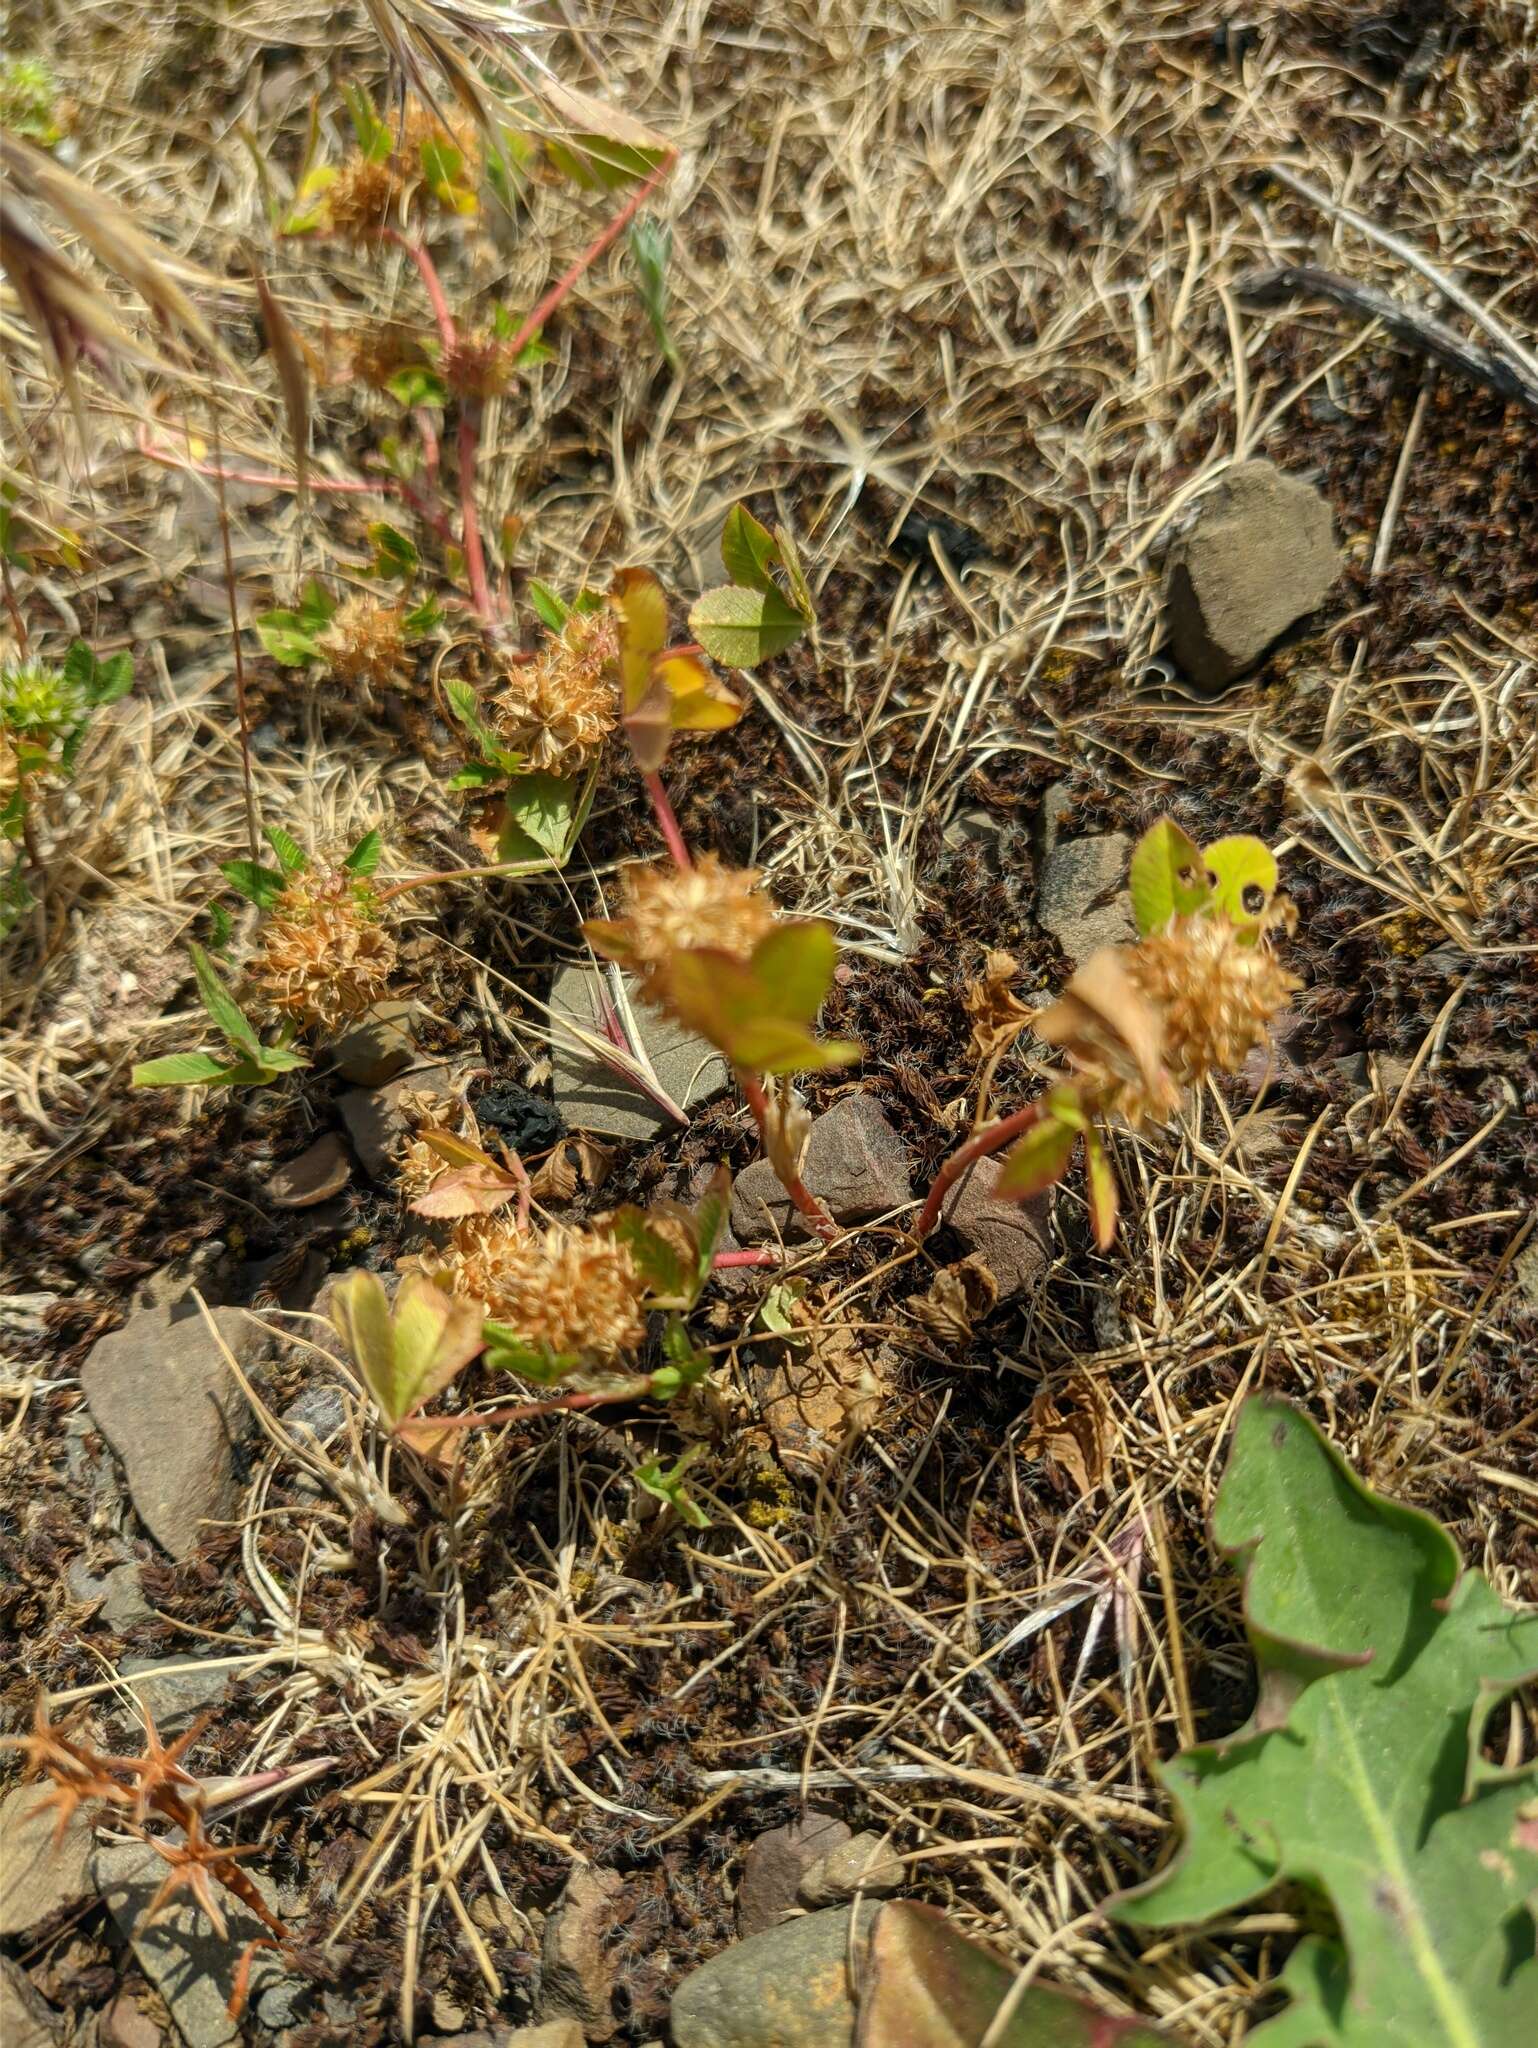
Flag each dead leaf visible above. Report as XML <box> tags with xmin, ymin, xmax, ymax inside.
<box><xmin>1021</xmin><ymin>1376</ymin><xmax>1107</xmax><ymax>1498</ymax></box>
<box><xmin>1035</xmin><ymin>947</ymin><xmax>1170</xmax><ymax>1104</ymax></box>
<box><xmin>571</xmin><ymin>1134</ymin><xmax>615</xmax><ymax>1190</ymax></box>
<box><xmin>752</xmin><ymin>1318</ymin><xmax>891</xmax><ymax>1470</ymax></box>
<box><xmin>410</xmin><ymin>1160</ymin><xmax>521</xmax><ymax>1218</ymax></box>
<box><xmin>962</xmin><ymin>949</ymin><xmax>1035</xmax><ymax>1062</ymax></box>
<box><xmin>906</xmin><ymin>1256</ymin><xmax>998</xmax><ymax>1345</ymax></box>
<box><xmin>529</xmin><ymin>1142</ymin><xmax>579</xmax><ymax>1203</ymax></box>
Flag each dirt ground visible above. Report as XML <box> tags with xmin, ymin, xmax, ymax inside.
<box><xmin>2</xmin><ymin>2</ymin><xmax>1535</xmax><ymax>2044</ymax></box>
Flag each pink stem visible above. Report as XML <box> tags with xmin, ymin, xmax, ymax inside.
<box><xmin>643</xmin><ymin>771</ymin><xmax>692</xmax><ymax>870</ymax></box>
<box><xmin>381</xmin><ymin>226</ymin><xmax>457</xmax><ymax>352</ymax></box>
<box><xmin>737</xmin><ymin>1070</ymin><xmax>838</xmax><ymax>1241</ymax></box>
<box><xmin>503</xmin><ymin>150</ymin><xmax>678</xmax><ymax>362</ymax></box>
<box><xmin>914</xmin><ymin>1099</ymin><xmax>1047</xmax><ymax>1239</ymax></box>
<box><xmin>139</xmin><ymin>430</ymin><xmax>400</xmax><ymax>500</ymax></box>
<box><xmin>456</xmin><ymin>401</ymin><xmax>497</xmax><ymax>630</ymax></box>
<box><xmin>712</xmin><ymin>1248</ymin><xmax>781</xmax><ymax>1270</ymax></box>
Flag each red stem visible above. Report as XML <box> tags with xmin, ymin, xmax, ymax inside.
<box><xmin>914</xmin><ymin>1099</ymin><xmax>1047</xmax><ymax>1238</ymax></box>
<box><xmin>381</xmin><ymin>227</ymin><xmax>457</xmax><ymax>353</ymax></box>
<box><xmin>712</xmin><ymin>1248</ymin><xmax>781</xmax><ymax>1270</ymax></box>
<box><xmin>456</xmin><ymin>401</ymin><xmax>497</xmax><ymax>631</ymax></box>
<box><xmin>737</xmin><ymin>1071</ymin><xmax>838</xmax><ymax>1241</ymax></box>
<box><xmin>643</xmin><ymin>770</ymin><xmax>692</xmax><ymax>870</ymax></box>
<box><xmin>504</xmin><ymin>150</ymin><xmax>678</xmax><ymax>362</ymax></box>
<box><xmin>139</xmin><ymin>431</ymin><xmax>403</xmax><ymax>500</ymax></box>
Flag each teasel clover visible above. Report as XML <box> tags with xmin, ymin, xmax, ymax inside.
<box><xmin>916</xmin><ymin>820</ymin><xmax>1299</xmax><ymax>1247</ymax></box>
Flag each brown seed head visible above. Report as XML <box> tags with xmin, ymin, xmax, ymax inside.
<box><xmin>327</xmin><ymin>154</ymin><xmax>403</xmax><ymax>239</ymax></box>
<box><xmin>316</xmin><ymin>596</ymin><xmax>412</xmax><ymax>703</ymax></box>
<box><xmin>488</xmin><ymin>610</ymin><xmax>621</xmax><ymax>777</ymax></box>
<box><xmin>253</xmin><ymin>867</ymin><xmax>398</xmax><ymax>1036</ymax></box>
<box><xmin>439</xmin><ymin>1220</ymin><xmax>646</xmax><ymax>1362</ymax></box>
<box><xmin>349</xmin><ymin>319</ymin><xmax>423</xmax><ymax>391</ymax></box>
<box><xmin>440</xmin><ymin>330</ymin><xmax>517</xmax><ymax>399</ymax></box>
<box><xmin>618</xmin><ymin>854</ymin><xmax>777</xmax><ymax>973</ymax></box>
<box><xmin>1129</xmin><ymin>915</ymin><xmax>1299</xmax><ymax>1089</ymax></box>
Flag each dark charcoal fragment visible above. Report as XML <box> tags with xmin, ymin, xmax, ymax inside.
<box><xmin>472</xmin><ymin>1081</ymin><xmax>565</xmax><ymax>1153</ymax></box>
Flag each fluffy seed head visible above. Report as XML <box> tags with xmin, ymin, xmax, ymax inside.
<box><xmin>327</xmin><ymin>154</ymin><xmax>402</xmax><ymax>238</ymax></box>
<box><xmin>440</xmin><ymin>330</ymin><xmax>517</xmax><ymax>399</ymax></box>
<box><xmin>1129</xmin><ymin>916</ymin><xmax>1298</xmax><ymax>1089</ymax></box>
<box><xmin>316</xmin><ymin>596</ymin><xmax>412</xmax><ymax>703</ymax></box>
<box><xmin>488</xmin><ymin>610</ymin><xmax>621</xmax><ymax>777</ymax></box>
<box><xmin>253</xmin><ymin>867</ymin><xmax>398</xmax><ymax>1036</ymax></box>
<box><xmin>439</xmin><ymin>1220</ymin><xmax>646</xmax><ymax>1362</ymax></box>
<box><xmin>617</xmin><ymin>855</ymin><xmax>777</xmax><ymax>974</ymax></box>
<box><xmin>349</xmin><ymin>319</ymin><xmax>422</xmax><ymax>391</ymax></box>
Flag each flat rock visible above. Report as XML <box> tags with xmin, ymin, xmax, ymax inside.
<box><xmin>549</xmin><ymin>962</ymin><xmax>728</xmax><ymax>1142</ymax></box>
<box><xmin>1036</xmin><ymin>832</ymin><xmax>1134</xmax><ymax>965</ymax></box>
<box><xmin>0</xmin><ymin>1786</ymin><xmax>93</xmax><ymax>1935</ymax></box>
<box><xmin>738</xmin><ymin>1814</ymin><xmax>851</xmax><ymax>1937</ymax></box>
<box><xmin>670</xmin><ymin>1906</ymin><xmax>860</xmax><ymax>2048</ymax></box>
<box><xmin>339</xmin><ymin>1058</ymin><xmax>468</xmax><ymax>1180</ymax></box>
<box><xmin>1164</xmin><ymin>458</ymin><xmax>1340</xmax><ymax>691</ymax></box>
<box><xmin>130</xmin><ymin>1242</ymin><xmax>235</xmax><ymax>1317</ymax></box>
<box><xmin>67</xmin><ymin>1554</ymin><xmax>154</xmax><ymax>1634</ymax></box>
<box><xmin>796</xmin><ymin>1831</ymin><xmax>903</xmax><ymax>1908</ymax></box>
<box><xmin>1515</xmin><ymin>1226</ymin><xmax>1538</xmax><ymax>1308</ymax></box>
<box><xmin>940</xmin><ymin>1157</ymin><xmax>1052</xmax><ymax>1303</ymax></box>
<box><xmin>731</xmin><ymin>1095</ymin><xmax>913</xmax><ymax>1244</ymax></box>
<box><xmin>331</xmin><ymin>999</ymin><xmax>419</xmax><ymax>1085</ymax></box>
<box><xmin>422</xmin><ymin>2028</ymin><xmax>584</xmax><ymax>2048</ymax></box>
<box><xmin>539</xmin><ymin>1865</ymin><xmax>621</xmax><ymax>2041</ymax></box>
<box><xmin>266</xmin><ymin>1131</ymin><xmax>353</xmax><ymax>1208</ymax></box>
<box><xmin>115</xmin><ymin>1657</ymin><xmax>229</xmax><ymax>1733</ymax></box>
<box><xmin>80</xmin><ymin>1305</ymin><xmax>264</xmax><ymax>1559</ymax></box>
<box><xmin>93</xmin><ymin>1842</ymin><xmax>303</xmax><ymax>2048</ymax></box>
<box><xmin>0</xmin><ymin>1958</ymin><xmax>60</xmax><ymax>2048</ymax></box>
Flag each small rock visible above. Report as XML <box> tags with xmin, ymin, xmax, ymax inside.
<box><xmin>1164</xmin><ymin>458</ymin><xmax>1340</xmax><ymax>691</ymax></box>
<box><xmin>115</xmin><ymin>1657</ymin><xmax>229</xmax><ymax>1733</ymax></box>
<box><xmin>421</xmin><ymin>2028</ymin><xmax>583</xmax><ymax>2048</ymax></box>
<box><xmin>54</xmin><ymin>906</ymin><xmax>185</xmax><ymax>1044</ymax></box>
<box><xmin>1036</xmin><ymin>832</ymin><xmax>1134</xmax><ymax>965</ymax></box>
<box><xmin>796</xmin><ymin>1832</ymin><xmax>903</xmax><ymax>1908</ymax></box>
<box><xmin>1514</xmin><ymin>1228</ymin><xmax>1538</xmax><ymax>1309</ymax></box>
<box><xmin>80</xmin><ymin>1305</ymin><xmax>264</xmax><ymax>1559</ymax></box>
<box><xmin>267</xmin><ymin>1131</ymin><xmax>354</xmax><ymax>1209</ymax></box>
<box><xmin>670</xmin><ymin>1906</ymin><xmax>860</xmax><ymax>2048</ymax></box>
<box><xmin>240</xmin><ymin>1244</ymin><xmax>329</xmax><ymax>1311</ymax></box>
<box><xmin>738</xmin><ymin>1814</ymin><xmax>851</xmax><ymax>1937</ymax></box>
<box><xmin>67</xmin><ymin>1555</ymin><xmax>153</xmax><ymax>1634</ymax></box>
<box><xmin>539</xmin><ymin>1866</ymin><xmax>621</xmax><ymax>2041</ymax></box>
<box><xmin>130</xmin><ymin>1243</ymin><xmax>234</xmax><ymax>1317</ymax></box>
<box><xmin>281</xmin><ymin>1377</ymin><xmax>349</xmax><ymax>1445</ymax></box>
<box><xmin>0</xmin><ymin>1786</ymin><xmax>93</xmax><ymax>1935</ymax></box>
<box><xmin>101</xmin><ymin>1989</ymin><xmax>166</xmax><ymax>2048</ymax></box>
<box><xmin>331</xmin><ymin>1000</ymin><xmax>420</xmax><ymax>1086</ymax></box>
<box><xmin>731</xmin><ymin>1095</ymin><xmax>913</xmax><ymax>1244</ymax></box>
<box><xmin>0</xmin><ymin>1958</ymin><xmax>60</xmax><ymax>2048</ymax></box>
<box><xmin>549</xmin><ymin>962</ymin><xmax>728</xmax><ymax>1141</ymax></box>
<box><xmin>93</xmin><ymin>1842</ymin><xmax>301</xmax><ymax>2048</ymax></box>
<box><xmin>339</xmin><ymin>1059</ymin><xmax>468</xmax><ymax>1180</ymax></box>
<box><xmin>940</xmin><ymin>1158</ymin><xmax>1051</xmax><ymax>1303</ymax></box>
<box><xmin>1035</xmin><ymin>779</ymin><xmax>1076</xmax><ymax>858</ymax></box>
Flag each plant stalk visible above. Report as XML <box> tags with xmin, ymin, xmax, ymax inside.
<box><xmin>914</xmin><ymin>1097</ymin><xmax>1047</xmax><ymax>1238</ymax></box>
<box><xmin>736</xmin><ymin>1070</ymin><xmax>838</xmax><ymax>1241</ymax></box>
<box><xmin>642</xmin><ymin>770</ymin><xmax>692</xmax><ymax>870</ymax></box>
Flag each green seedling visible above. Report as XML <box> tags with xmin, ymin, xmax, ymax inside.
<box><xmin>131</xmin><ymin>943</ymin><xmax>310</xmax><ymax>1090</ymax></box>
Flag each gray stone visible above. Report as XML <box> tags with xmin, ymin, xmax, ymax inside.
<box><xmin>339</xmin><ymin>1059</ymin><xmax>468</xmax><ymax>1180</ymax></box>
<box><xmin>539</xmin><ymin>1865</ymin><xmax>621</xmax><ymax>2041</ymax></box>
<box><xmin>737</xmin><ymin>1814</ymin><xmax>851</xmax><ymax>1938</ymax></box>
<box><xmin>1036</xmin><ymin>779</ymin><xmax>1076</xmax><ymax>858</ymax></box>
<box><xmin>80</xmin><ymin>1304</ymin><xmax>264</xmax><ymax>1559</ymax></box>
<box><xmin>1036</xmin><ymin>832</ymin><xmax>1135</xmax><ymax>965</ymax></box>
<box><xmin>331</xmin><ymin>1000</ymin><xmax>420</xmax><ymax>1086</ymax></box>
<box><xmin>731</xmin><ymin>1095</ymin><xmax>913</xmax><ymax>1244</ymax></box>
<box><xmin>67</xmin><ymin>1555</ymin><xmax>153</xmax><ymax>1634</ymax></box>
<box><xmin>670</xmin><ymin>1907</ymin><xmax>860</xmax><ymax>2048</ymax></box>
<box><xmin>281</xmin><ymin>1377</ymin><xmax>349</xmax><ymax>1445</ymax></box>
<box><xmin>1514</xmin><ymin>1226</ymin><xmax>1538</xmax><ymax>1308</ymax></box>
<box><xmin>549</xmin><ymin>962</ymin><xmax>728</xmax><ymax>1142</ymax></box>
<box><xmin>93</xmin><ymin>1841</ymin><xmax>301</xmax><ymax>2048</ymax></box>
<box><xmin>796</xmin><ymin>1832</ymin><xmax>903</xmax><ymax>1908</ymax></box>
<box><xmin>0</xmin><ymin>1958</ymin><xmax>60</xmax><ymax>2048</ymax></box>
<box><xmin>130</xmin><ymin>1242</ymin><xmax>234</xmax><ymax>1317</ymax></box>
<box><xmin>940</xmin><ymin>1157</ymin><xmax>1052</xmax><ymax>1303</ymax></box>
<box><xmin>0</xmin><ymin>1786</ymin><xmax>93</xmax><ymax>1935</ymax></box>
<box><xmin>1164</xmin><ymin>459</ymin><xmax>1340</xmax><ymax>691</ymax></box>
<box><xmin>116</xmin><ymin>1658</ymin><xmax>229</xmax><ymax>1733</ymax></box>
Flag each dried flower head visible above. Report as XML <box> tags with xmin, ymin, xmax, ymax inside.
<box><xmin>349</xmin><ymin>318</ymin><xmax>422</xmax><ymax>391</ymax></box>
<box><xmin>394</xmin><ymin>1088</ymin><xmax>474</xmax><ymax>1202</ymax></box>
<box><xmin>1130</xmin><ymin>915</ymin><xmax>1299</xmax><ymax>1089</ymax></box>
<box><xmin>437</xmin><ymin>1219</ymin><xmax>646</xmax><ymax>1362</ymax></box>
<box><xmin>316</xmin><ymin>596</ymin><xmax>412</xmax><ymax>704</ymax></box>
<box><xmin>252</xmin><ymin>867</ymin><xmax>398</xmax><ymax>1036</ymax></box>
<box><xmin>616</xmin><ymin>854</ymin><xmax>777</xmax><ymax>977</ymax></box>
<box><xmin>488</xmin><ymin>609</ymin><xmax>622</xmax><ymax>777</ymax></box>
<box><xmin>440</xmin><ymin>330</ymin><xmax>518</xmax><ymax>399</ymax></box>
<box><xmin>327</xmin><ymin>153</ymin><xmax>403</xmax><ymax>239</ymax></box>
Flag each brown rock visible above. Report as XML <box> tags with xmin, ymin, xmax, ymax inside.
<box><xmin>670</xmin><ymin>1907</ymin><xmax>860</xmax><ymax>2048</ymax></box>
<box><xmin>339</xmin><ymin>1059</ymin><xmax>468</xmax><ymax>1180</ymax></box>
<box><xmin>331</xmin><ymin>1000</ymin><xmax>420</xmax><ymax>1086</ymax></box>
<box><xmin>539</xmin><ymin>1866</ymin><xmax>621</xmax><ymax>2041</ymax></box>
<box><xmin>1164</xmin><ymin>459</ymin><xmax>1340</xmax><ymax>690</ymax></box>
<box><xmin>266</xmin><ymin>1131</ymin><xmax>353</xmax><ymax>1209</ymax></box>
<box><xmin>737</xmin><ymin>1814</ymin><xmax>851</xmax><ymax>1937</ymax></box>
<box><xmin>102</xmin><ymin>1991</ymin><xmax>168</xmax><ymax>2048</ymax></box>
<box><xmin>0</xmin><ymin>1958</ymin><xmax>60</xmax><ymax>2048</ymax></box>
<box><xmin>940</xmin><ymin>1157</ymin><xmax>1051</xmax><ymax>1303</ymax></box>
<box><xmin>80</xmin><ymin>1305</ymin><xmax>264</xmax><ymax>1559</ymax></box>
<box><xmin>731</xmin><ymin>1094</ymin><xmax>912</xmax><ymax>1244</ymax></box>
<box><xmin>796</xmin><ymin>1831</ymin><xmax>903</xmax><ymax>1908</ymax></box>
<box><xmin>0</xmin><ymin>1786</ymin><xmax>93</xmax><ymax>1935</ymax></box>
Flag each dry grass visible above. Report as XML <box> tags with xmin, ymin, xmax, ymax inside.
<box><xmin>3</xmin><ymin>1</ymin><xmax>1536</xmax><ymax>2041</ymax></box>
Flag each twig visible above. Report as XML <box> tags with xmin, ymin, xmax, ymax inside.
<box><xmin>1266</xmin><ymin>158</ymin><xmax>1538</xmax><ymax>387</ymax></box>
<box><xmin>1372</xmin><ymin>376</ymin><xmax>1432</xmax><ymax>576</ymax></box>
<box><xmin>1238</xmin><ymin>264</ymin><xmax>1538</xmax><ymax>419</ymax></box>
<box><xmin>209</xmin><ymin>407</ymin><xmax>259</xmax><ymax>860</ymax></box>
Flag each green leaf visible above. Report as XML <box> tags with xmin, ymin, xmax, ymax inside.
<box><xmin>719</xmin><ymin>504</ymin><xmax>781</xmax><ymax>594</ymax></box>
<box><xmin>482</xmin><ymin>1325</ymin><xmax>582</xmax><ymax>1385</ymax></box>
<box><xmin>264</xmin><ymin>824</ymin><xmax>307</xmax><ymax>876</ymax></box>
<box><xmin>501</xmin><ymin>772</ymin><xmax>577</xmax><ymax>861</ymax></box>
<box><xmin>610</xmin><ymin>1207</ymin><xmax>693</xmax><ymax>1307</ymax></box>
<box><xmin>1202</xmin><ymin>833</ymin><xmax>1279</xmax><ymax>936</ymax></box>
<box><xmin>692</xmin><ymin>1165</ymin><xmax>730</xmax><ymax>1289</ymax></box>
<box><xmin>773</xmin><ymin>521</ymin><xmax>816</xmax><ymax>622</ymax></box>
<box><xmin>86</xmin><ymin>650</ymin><xmax>134</xmax><ymax>706</ymax></box>
<box><xmin>688</xmin><ymin>583</ymin><xmax>807</xmax><ymax>669</ymax></box>
<box><xmin>343</xmin><ymin>80</ymin><xmax>391</xmax><ymax>162</ymax></box>
<box><xmin>633</xmin><ymin>1447</ymin><xmax>710</xmax><ymax>1528</ymax></box>
<box><xmin>332</xmin><ymin>1270</ymin><xmax>485</xmax><ymax>1428</ymax></box>
<box><xmin>445</xmin><ymin>678</ymin><xmax>519</xmax><ymax>774</ymax></box>
<box><xmin>1083</xmin><ymin>1124</ymin><xmax>1118</xmax><ymax>1250</ymax></box>
<box><xmin>1</xmin><ymin>788</ymin><xmax>28</xmax><ymax>845</ymax></box>
<box><xmin>189</xmin><ymin>942</ymin><xmax>262</xmax><ymax>1060</ymax></box>
<box><xmin>61</xmin><ymin>640</ymin><xmax>96</xmax><ymax>695</ymax></box>
<box><xmin>1128</xmin><ymin>818</ymin><xmax>1209</xmax><ymax>937</ymax></box>
<box><xmin>385</xmin><ymin>365</ymin><xmax>449</xmax><ymax>409</ymax></box>
<box><xmin>367</xmin><ymin>520</ymin><xmax>419</xmax><ymax>582</ymax></box>
<box><xmin>858</xmin><ymin>1901</ymin><xmax>1169</xmax><ymax>2047</ymax></box>
<box><xmin>220</xmin><ymin>859</ymin><xmax>286</xmax><ymax>909</ymax></box>
<box><xmin>1111</xmin><ymin>1395</ymin><xmax>1538</xmax><ymax>2046</ymax></box>
<box><xmin>131</xmin><ymin>1050</ymin><xmax>251</xmax><ymax>1088</ymax></box>
<box><xmin>343</xmin><ymin>828</ymin><xmax>383</xmax><ymax>877</ymax></box>
<box><xmin>449</xmin><ymin>760</ymin><xmax>505</xmax><ymax>792</ymax></box>
<box><xmin>627</xmin><ymin>218</ymin><xmax>679</xmax><ymax>371</ymax></box>
<box><xmin>204</xmin><ymin>900</ymin><xmax>233</xmax><ymax>951</ymax></box>
<box><xmin>254</xmin><ymin>610</ymin><xmax>322</xmax><ymax>666</ymax></box>
<box><xmin>993</xmin><ymin>1105</ymin><xmax>1079</xmax><ymax>1200</ymax></box>
<box><xmin>252</xmin><ymin>1042</ymin><xmax>311</xmax><ymax>1076</ymax></box>
<box><xmin>651</xmin><ymin>921</ymin><xmax>861</xmax><ymax>1076</ymax></box>
<box><xmin>419</xmin><ymin>134</ymin><xmax>476</xmax><ymax>215</ymax></box>
<box><xmin>0</xmin><ymin>857</ymin><xmax>35</xmax><ymax>934</ymax></box>
<box><xmin>403</xmin><ymin>595</ymin><xmax>443</xmax><ymax>636</ymax></box>
<box><xmin>297</xmin><ymin>579</ymin><xmax>336</xmax><ymax>632</ymax></box>
<box><xmin>527</xmin><ymin>581</ymin><xmax>570</xmax><ymax>631</ymax></box>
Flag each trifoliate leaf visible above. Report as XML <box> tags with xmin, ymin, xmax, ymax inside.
<box><xmin>688</xmin><ymin>582</ymin><xmax>806</xmax><ymax>668</ymax></box>
<box><xmin>343</xmin><ymin>828</ymin><xmax>383</xmax><ymax>877</ymax></box>
<box><xmin>254</xmin><ymin>610</ymin><xmax>322</xmax><ymax>666</ymax></box>
<box><xmin>527</xmin><ymin>580</ymin><xmax>570</xmax><ymax>631</ymax></box>
<box><xmin>1202</xmin><ymin>833</ymin><xmax>1279</xmax><ymax>938</ymax></box>
<box><xmin>220</xmin><ymin>859</ymin><xmax>287</xmax><ymax>909</ymax></box>
<box><xmin>367</xmin><ymin>520</ymin><xmax>419</xmax><ymax>581</ymax></box>
<box><xmin>331</xmin><ymin>1270</ymin><xmax>484</xmax><ymax>1429</ymax></box>
<box><xmin>657</xmin><ymin>922</ymin><xmax>861</xmax><ymax>1076</ymax></box>
<box><xmin>264</xmin><ymin>824</ymin><xmax>307</xmax><ymax>876</ymax></box>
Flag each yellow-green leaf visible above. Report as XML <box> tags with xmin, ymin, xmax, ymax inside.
<box><xmin>1128</xmin><ymin>818</ymin><xmax>1209</xmax><ymax>936</ymax></box>
<box><xmin>1203</xmin><ymin>834</ymin><xmax>1278</xmax><ymax>935</ymax></box>
<box><xmin>331</xmin><ymin>1270</ymin><xmax>485</xmax><ymax>1428</ymax></box>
